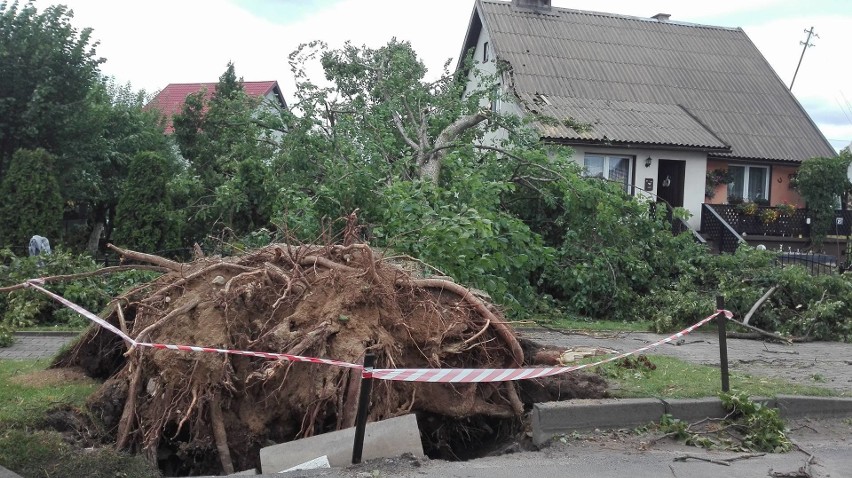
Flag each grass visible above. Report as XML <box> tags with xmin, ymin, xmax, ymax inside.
<box><xmin>524</xmin><ymin>314</ymin><xmax>652</xmax><ymax>332</ymax></box>
<box><xmin>594</xmin><ymin>355</ymin><xmax>846</xmax><ymax>399</ymax></box>
<box><xmin>0</xmin><ymin>359</ymin><xmax>160</xmax><ymax>477</ymax></box>
<box><xmin>0</xmin><ymin>359</ymin><xmax>97</xmax><ymax>427</ymax></box>
<box><xmin>0</xmin><ymin>429</ymin><xmax>159</xmax><ymax>478</ymax></box>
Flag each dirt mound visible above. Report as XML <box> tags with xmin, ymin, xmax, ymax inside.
<box><xmin>55</xmin><ymin>238</ymin><xmax>607</xmax><ymax>475</ymax></box>
<box><xmin>9</xmin><ymin>366</ymin><xmax>96</xmax><ymax>387</ymax></box>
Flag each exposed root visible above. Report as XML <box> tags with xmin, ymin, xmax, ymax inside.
<box><xmin>127</xmin><ymin>298</ymin><xmax>199</xmax><ymax>354</ymax></box>
<box><xmin>406</xmin><ymin>278</ymin><xmax>524</xmax><ymax>366</ymax></box>
<box><xmin>116</xmin><ymin>356</ymin><xmax>143</xmax><ymax>449</ymax></box>
<box><xmin>210</xmin><ymin>397</ymin><xmax>234</xmax><ymax>475</ymax></box>
<box><xmin>108</xmin><ymin>243</ymin><xmax>184</xmax><ymax>272</ymax></box>
<box><xmin>55</xmin><ymin>239</ymin><xmax>606</xmax><ymax>476</ymax></box>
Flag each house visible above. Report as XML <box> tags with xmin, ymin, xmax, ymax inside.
<box><xmin>458</xmin><ymin>0</ymin><xmax>836</xmax><ymax>229</ymax></box>
<box><xmin>145</xmin><ymin>81</ymin><xmax>287</xmax><ymax>134</ymax></box>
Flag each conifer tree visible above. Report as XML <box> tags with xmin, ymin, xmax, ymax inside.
<box><xmin>0</xmin><ymin>149</ymin><xmax>64</xmax><ymax>248</ymax></box>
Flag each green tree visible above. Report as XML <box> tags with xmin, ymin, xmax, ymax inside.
<box><xmin>112</xmin><ymin>151</ymin><xmax>182</xmax><ymax>253</ymax></box>
<box><xmin>172</xmin><ymin>62</ymin><xmax>277</xmax><ymax>241</ymax></box>
<box><xmin>0</xmin><ymin>148</ymin><xmax>63</xmax><ymax>248</ymax></box>
<box><xmin>315</xmin><ymin>39</ymin><xmax>502</xmax><ymax>184</ymax></box>
<box><xmin>0</xmin><ymin>1</ymin><xmax>103</xmax><ymax>179</ymax></box>
<box><xmin>796</xmin><ymin>151</ymin><xmax>852</xmax><ymax>249</ymax></box>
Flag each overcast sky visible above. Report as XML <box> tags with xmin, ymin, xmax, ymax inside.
<box><xmin>52</xmin><ymin>0</ymin><xmax>852</xmax><ymax>151</ymax></box>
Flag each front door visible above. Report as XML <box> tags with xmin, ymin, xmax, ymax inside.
<box><xmin>657</xmin><ymin>159</ymin><xmax>686</xmax><ymax>207</ymax></box>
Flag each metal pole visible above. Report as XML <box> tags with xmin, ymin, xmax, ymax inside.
<box><xmin>716</xmin><ymin>296</ymin><xmax>730</xmax><ymax>392</ymax></box>
<box><xmin>351</xmin><ymin>353</ymin><xmax>376</xmax><ymax>464</ymax></box>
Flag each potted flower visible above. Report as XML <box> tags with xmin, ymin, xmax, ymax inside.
<box><xmin>737</xmin><ymin>202</ymin><xmax>758</xmax><ymax>215</ymax></box>
<box><xmin>761</xmin><ymin>208</ymin><xmax>780</xmax><ymax>224</ymax></box>
<box><xmin>776</xmin><ymin>201</ymin><xmax>796</xmax><ymax>216</ymax></box>
<box><xmin>706</xmin><ymin>169</ymin><xmax>735</xmax><ymax>198</ymax></box>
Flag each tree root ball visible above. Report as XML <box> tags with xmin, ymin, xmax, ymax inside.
<box><xmin>55</xmin><ymin>242</ymin><xmax>607</xmax><ymax>475</ymax></box>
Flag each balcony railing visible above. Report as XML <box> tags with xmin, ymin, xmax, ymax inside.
<box><xmin>706</xmin><ymin>204</ymin><xmax>852</xmax><ymax>238</ymax></box>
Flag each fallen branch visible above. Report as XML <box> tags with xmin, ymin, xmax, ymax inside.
<box><xmin>727</xmin><ymin>318</ymin><xmax>793</xmax><ymax>344</ymax></box>
<box><xmin>743</xmin><ymin>285</ymin><xmax>777</xmax><ymax>325</ymax></box>
<box><xmin>673</xmin><ymin>453</ymin><xmax>764</xmax><ymax>466</ymax></box>
<box><xmin>771</xmin><ymin>439</ymin><xmax>816</xmax><ymax>478</ymax></box>
<box><xmin>0</xmin><ymin>265</ymin><xmax>168</xmax><ymax>293</ymax></box>
<box><xmin>673</xmin><ymin>454</ymin><xmax>731</xmax><ymax>466</ymax></box>
<box><xmin>108</xmin><ymin>244</ymin><xmax>184</xmax><ymax>272</ymax></box>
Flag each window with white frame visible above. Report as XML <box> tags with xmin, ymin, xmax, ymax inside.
<box><xmin>584</xmin><ymin>154</ymin><xmax>631</xmax><ymax>193</ymax></box>
<box><xmin>490</xmin><ymin>84</ymin><xmax>501</xmax><ymax>112</ymax></box>
<box><xmin>483</xmin><ymin>41</ymin><xmax>490</xmax><ymax>62</ymax></box>
<box><xmin>727</xmin><ymin>165</ymin><xmax>769</xmax><ymax>202</ymax></box>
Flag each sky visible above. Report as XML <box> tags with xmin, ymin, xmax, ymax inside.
<box><xmin>50</xmin><ymin>0</ymin><xmax>852</xmax><ymax>151</ymax></box>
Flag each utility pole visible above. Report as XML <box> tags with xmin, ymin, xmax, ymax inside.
<box><xmin>790</xmin><ymin>27</ymin><xmax>818</xmax><ymax>92</ymax></box>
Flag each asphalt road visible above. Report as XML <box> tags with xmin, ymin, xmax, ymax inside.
<box><xmin>520</xmin><ymin>328</ymin><xmax>852</xmax><ymax>394</ymax></box>
<box><xmin>5</xmin><ymin>330</ymin><xmax>852</xmax><ymax>478</ymax></box>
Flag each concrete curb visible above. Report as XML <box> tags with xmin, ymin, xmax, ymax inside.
<box><xmin>533</xmin><ymin>396</ymin><xmax>852</xmax><ymax>445</ymax></box>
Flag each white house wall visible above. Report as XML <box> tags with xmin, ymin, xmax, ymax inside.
<box><xmin>462</xmin><ymin>26</ymin><xmax>496</xmax><ymax>97</ymax></box>
<box><xmin>567</xmin><ymin>146</ymin><xmax>708</xmax><ymax>229</ymax></box>
<box><xmin>462</xmin><ymin>11</ymin><xmax>708</xmax><ymax>229</ymax></box>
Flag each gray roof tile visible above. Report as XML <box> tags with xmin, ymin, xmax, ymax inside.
<box><xmin>478</xmin><ymin>0</ymin><xmax>836</xmax><ymax>161</ymax></box>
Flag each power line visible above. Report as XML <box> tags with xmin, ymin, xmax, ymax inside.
<box><xmin>790</xmin><ymin>27</ymin><xmax>818</xmax><ymax>92</ymax></box>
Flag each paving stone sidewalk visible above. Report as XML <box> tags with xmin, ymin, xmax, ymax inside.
<box><xmin>0</xmin><ymin>333</ymin><xmax>78</xmax><ymax>360</ymax></box>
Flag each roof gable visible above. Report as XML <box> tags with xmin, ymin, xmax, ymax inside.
<box><xmin>469</xmin><ymin>0</ymin><xmax>836</xmax><ymax>161</ymax></box>
<box><xmin>145</xmin><ymin>81</ymin><xmax>286</xmax><ymax>133</ymax></box>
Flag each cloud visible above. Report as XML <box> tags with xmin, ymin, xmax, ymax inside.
<box><xmin>55</xmin><ymin>0</ymin><xmax>851</xmax><ymax>146</ymax></box>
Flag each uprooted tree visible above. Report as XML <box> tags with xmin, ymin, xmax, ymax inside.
<box><xmin>56</xmin><ymin>229</ymin><xmax>607</xmax><ymax>475</ymax></box>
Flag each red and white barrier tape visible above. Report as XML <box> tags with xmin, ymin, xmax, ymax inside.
<box><xmin>24</xmin><ymin>280</ymin><xmax>362</xmax><ymax>369</ymax></box>
<box><xmin>366</xmin><ymin>310</ymin><xmax>732</xmax><ymax>382</ymax></box>
<box><xmin>24</xmin><ymin>279</ymin><xmax>731</xmax><ymax>381</ymax></box>
<box><xmin>26</xmin><ymin>279</ymin><xmax>134</xmax><ymax>344</ymax></box>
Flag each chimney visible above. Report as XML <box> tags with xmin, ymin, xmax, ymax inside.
<box><xmin>511</xmin><ymin>0</ymin><xmax>552</xmax><ymax>13</ymax></box>
<box><xmin>652</xmin><ymin>13</ymin><xmax>671</xmax><ymax>22</ymax></box>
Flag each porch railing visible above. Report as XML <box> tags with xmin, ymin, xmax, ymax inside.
<box><xmin>650</xmin><ymin>202</ymin><xmax>707</xmax><ymax>245</ymax></box>
<box><xmin>706</xmin><ymin>204</ymin><xmax>852</xmax><ymax>238</ymax></box>
<box><xmin>701</xmin><ymin>204</ymin><xmax>746</xmax><ymax>253</ymax></box>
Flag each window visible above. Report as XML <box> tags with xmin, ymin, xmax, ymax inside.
<box><xmin>490</xmin><ymin>84</ymin><xmax>501</xmax><ymax>112</ymax></box>
<box><xmin>727</xmin><ymin>165</ymin><xmax>769</xmax><ymax>201</ymax></box>
<box><xmin>584</xmin><ymin>154</ymin><xmax>631</xmax><ymax>193</ymax></box>
<box><xmin>483</xmin><ymin>41</ymin><xmax>490</xmax><ymax>62</ymax></box>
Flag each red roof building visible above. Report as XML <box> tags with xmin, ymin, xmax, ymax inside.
<box><xmin>145</xmin><ymin>81</ymin><xmax>286</xmax><ymax>133</ymax></box>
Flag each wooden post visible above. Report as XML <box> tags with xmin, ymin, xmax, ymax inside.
<box><xmin>716</xmin><ymin>296</ymin><xmax>730</xmax><ymax>393</ymax></box>
<box><xmin>351</xmin><ymin>354</ymin><xmax>376</xmax><ymax>464</ymax></box>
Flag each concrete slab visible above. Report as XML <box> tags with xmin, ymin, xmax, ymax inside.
<box><xmin>0</xmin><ymin>464</ymin><xmax>23</xmax><ymax>478</ymax></box>
<box><xmin>662</xmin><ymin>397</ymin><xmax>727</xmax><ymax>422</ymax></box>
<box><xmin>775</xmin><ymin>395</ymin><xmax>852</xmax><ymax>418</ymax></box>
<box><xmin>532</xmin><ymin>398</ymin><xmax>665</xmax><ymax>445</ymax></box>
<box><xmin>258</xmin><ymin>414</ymin><xmax>423</xmax><ymax>473</ymax></box>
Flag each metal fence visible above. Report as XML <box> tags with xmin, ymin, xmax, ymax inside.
<box><xmin>776</xmin><ymin>251</ymin><xmax>839</xmax><ymax>276</ymax></box>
